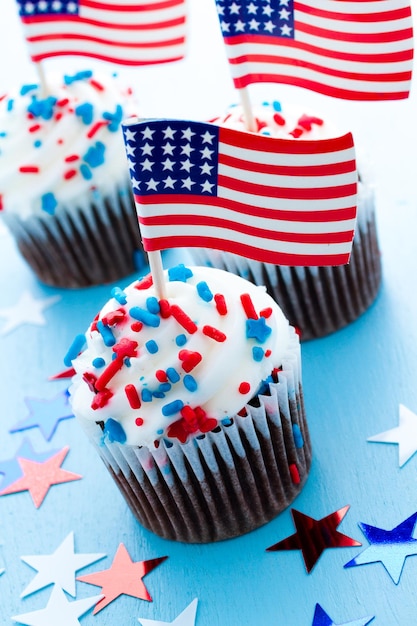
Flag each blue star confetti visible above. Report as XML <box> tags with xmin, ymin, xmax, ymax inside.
<box><xmin>0</xmin><ymin>438</ymin><xmax>60</xmax><ymax>489</ymax></box>
<box><xmin>311</xmin><ymin>603</ymin><xmax>374</xmax><ymax>626</ymax></box>
<box><xmin>9</xmin><ymin>390</ymin><xmax>74</xmax><ymax>441</ymax></box>
<box><xmin>344</xmin><ymin>512</ymin><xmax>417</xmax><ymax>584</ymax></box>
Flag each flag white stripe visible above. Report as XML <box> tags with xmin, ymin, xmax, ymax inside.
<box><xmin>302</xmin><ymin>0</ymin><xmax>410</xmax><ymax>15</ymax></box>
<box><xmin>219</xmin><ymin>141</ymin><xmax>356</xmax><ymax>167</ymax></box>
<box><xmin>295</xmin><ymin>11</ymin><xmax>411</xmax><ymax>36</ymax></box>
<box><xmin>26</xmin><ymin>40</ymin><xmax>185</xmax><ymax>61</ymax></box>
<box><xmin>26</xmin><ymin>22</ymin><xmax>185</xmax><ymax>43</ymax></box>
<box><xmin>78</xmin><ymin>3</ymin><xmax>184</xmax><ymax>25</ymax></box>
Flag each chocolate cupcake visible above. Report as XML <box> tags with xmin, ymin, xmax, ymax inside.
<box><xmin>190</xmin><ymin>101</ymin><xmax>381</xmax><ymax>340</ymax></box>
<box><xmin>67</xmin><ymin>264</ymin><xmax>311</xmax><ymax>543</ymax></box>
<box><xmin>0</xmin><ymin>69</ymin><xmax>144</xmax><ymax>288</ymax></box>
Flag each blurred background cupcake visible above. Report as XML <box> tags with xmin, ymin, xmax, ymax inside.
<box><xmin>190</xmin><ymin>100</ymin><xmax>382</xmax><ymax>341</ymax></box>
<box><xmin>0</xmin><ymin>69</ymin><xmax>145</xmax><ymax>288</ymax></box>
<box><xmin>67</xmin><ymin>264</ymin><xmax>312</xmax><ymax>543</ymax></box>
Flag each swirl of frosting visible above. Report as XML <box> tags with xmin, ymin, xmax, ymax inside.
<box><xmin>0</xmin><ymin>69</ymin><xmax>137</xmax><ymax>218</ymax></box>
<box><xmin>68</xmin><ymin>265</ymin><xmax>290</xmax><ymax>448</ymax></box>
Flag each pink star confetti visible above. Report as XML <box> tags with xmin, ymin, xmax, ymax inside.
<box><xmin>77</xmin><ymin>543</ymin><xmax>168</xmax><ymax>614</ymax></box>
<box><xmin>138</xmin><ymin>599</ymin><xmax>198</xmax><ymax>626</ymax></box>
<box><xmin>0</xmin><ymin>446</ymin><xmax>82</xmax><ymax>508</ymax></box>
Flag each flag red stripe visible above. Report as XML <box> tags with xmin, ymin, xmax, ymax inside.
<box><xmin>220</xmin><ymin>175</ymin><xmax>356</xmax><ymax>201</ymax></box>
<box><xmin>27</xmin><ymin>32</ymin><xmax>185</xmax><ymax>49</ymax></box>
<box><xmin>142</xmin><ymin>235</ymin><xmax>351</xmax><ymax>265</ymax></box>
<box><xmin>219</xmin><ymin>153</ymin><xmax>357</xmax><ymax>177</ymax></box>
<box><xmin>136</xmin><ymin>194</ymin><xmax>357</xmax><ymax>223</ymax></box>
<box><xmin>29</xmin><ymin>50</ymin><xmax>184</xmax><ymax>65</ymax></box>
<box><xmin>232</xmin><ymin>72</ymin><xmax>409</xmax><ymax>100</ymax></box>
<box><xmin>295</xmin><ymin>2</ymin><xmax>411</xmax><ymax>23</ymax></box>
<box><xmin>82</xmin><ymin>0</ymin><xmax>183</xmax><ymax>11</ymax></box>
<box><xmin>225</xmin><ymin>35</ymin><xmax>413</xmax><ymax>64</ymax></box>
<box><xmin>296</xmin><ymin>20</ymin><xmax>413</xmax><ymax>44</ymax></box>
<box><xmin>137</xmin><ymin>213</ymin><xmax>354</xmax><ymax>244</ymax></box>
<box><xmin>22</xmin><ymin>15</ymin><xmax>185</xmax><ymax>31</ymax></box>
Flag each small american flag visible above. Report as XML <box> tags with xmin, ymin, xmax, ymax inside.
<box><xmin>122</xmin><ymin>119</ymin><xmax>358</xmax><ymax>266</ymax></box>
<box><xmin>16</xmin><ymin>0</ymin><xmax>187</xmax><ymax>66</ymax></box>
<box><xmin>215</xmin><ymin>0</ymin><xmax>413</xmax><ymax>100</ymax></box>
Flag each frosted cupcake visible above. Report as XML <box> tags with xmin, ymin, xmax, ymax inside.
<box><xmin>68</xmin><ymin>264</ymin><xmax>311</xmax><ymax>543</ymax></box>
<box><xmin>190</xmin><ymin>101</ymin><xmax>381</xmax><ymax>340</ymax></box>
<box><xmin>0</xmin><ymin>69</ymin><xmax>144</xmax><ymax>288</ymax></box>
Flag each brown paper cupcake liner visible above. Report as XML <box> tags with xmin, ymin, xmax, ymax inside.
<box><xmin>79</xmin><ymin>328</ymin><xmax>312</xmax><ymax>543</ymax></box>
<box><xmin>191</xmin><ymin>212</ymin><xmax>381</xmax><ymax>341</ymax></box>
<box><xmin>3</xmin><ymin>179</ymin><xmax>144</xmax><ymax>288</ymax></box>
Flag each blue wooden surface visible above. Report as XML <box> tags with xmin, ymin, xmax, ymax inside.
<box><xmin>1</xmin><ymin>1</ymin><xmax>417</xmax><ymax>624</ymax></box>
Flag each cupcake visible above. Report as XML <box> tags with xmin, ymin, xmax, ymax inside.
<box><xmin>190</xmin><ymin>101</ymin><xmax>382</xmax><ymax>340</ymax></box>
<box><xmin>67</xmin><ymin>264</ymin><xmax>311</xmax><ymax>543</ymax></box>
<box><xmin>0</xmin><ymin>69</ymin><xmax>145</xmax><ymax>288</ymax></box>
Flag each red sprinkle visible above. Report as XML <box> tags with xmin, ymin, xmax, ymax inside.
<box><xmin>91</xmin><ymin>388</ymin><xmax>113</xmax><ymax>410</ymax></box>
<box><xmin>156</xmin><ymin>369</ymin><xmax>168</xmax><ymax>382</ymax></box>
<box><xmin>240</xmin><ymin>293</ymin><xmax>258</xmax><ymax>319</ymax></box>
<box><xmin>131</xmin><ymin>321</ymin><xmax>143</xmax><ymax>332</ymax></box>
<box><xmin>159</xmin><ymin>299</ymin><xmax>171</xmax><ymax>318</ymax></box>
<box><xmin>135</xmin><ymin>274</ymin><xmax>153</xmax><ymax>290</ymax></box>
<box><xmin>87</xmin><ymin>120</ymin><xmax>107</xmax><ymax>139</ymax></box>
<box><xmin>135</xmin><ymin>417</ymin><xmax>144</xmax><ymax>426</ymax></box>
<box><xmin>28</xmin><ymin>124</ymin><xmax>41</xmax><ymax>133</ymax></box>
<box><xmin>178</xmin><ymin>349</ymin><xmax>202</xmax><ymax>373</ymax></box>
<box><xmin>264</xmin><ymin>349</ymin><xmax>272</xmax><ymax>357</ymax></box>
<box><xmin>64</xmin><ymin>169</ymin><xmax>77</xmax><ymax>180</ymax></box>
<box><xmin>297</xmin><ymin>114</ymin><xmax>323</xmax><ymax>131</ymax></box>
<box><xmin>112</xmin><ymin>338</ymin><xmax>138</xmax><ymax>360</ymax></box>
<box><xmin>55</xmin><ymin>112</ymin><xmax>63</xmax><ymax>121</ymax></box>
<box><xmin>202</xmin><ymin>325</ymin><xmax>226</xmax><ymax>342</ymax></box>
<box><xmin>102</xmin><ymin>309</ymin><xmax>126</xmax><ymax>326</ymax></box>
<box><xmin>57</xmin><ymin>98</ymin><xmax>70</xmax><ymax>107</ymax></box>
<box><xmin>0</xmin><ymin>195</ymin><xmax>2</xmax><ymax>211</ymax></box>
<box><xmin>239</xmin><ymin>381</ymin><xmax>251</xmax><ymax>394</ymax></box>
<box><xmin>290</xmin><ymin>128</ymin><xmax>304</xmax><ymax>139</ymax></box>
<box><xmin>170</xmin><ymin>305</ymin><xmax>198</xmax><ymax>334</ymax></box>
<box><xmin>289</xmin><ymin>463</ymin><xmax>301</xmax><ymax>484</ymax></box>
<box><xmin>125</xmin><ymin>384</ymin><xmax>141</xmax><ymax>409</ymax></box>
<box><xmin>273</xmin><ymin>113</ymin><xmax>286</xmax><ymax>126</ymax></box>
<box><xmin>65</xmin><ymin>154</ymin><xmax>80</xmax><ymax>163</ymax></box>
<box><xmin>214</xmin><ymin>293</ymin><xmax>227</xmax><ymax>315</ymax></box>
<box><xmin>260</xmin><ymin>307</ymin><xmax>273</xmax><ymax>319</ymax></box>
<box><xmin>89</xmin><ymin>79</ymin><xmax>105</xmax><ymax>91</ymax></box>
<box><xmin>83</xmin><ymin>371</ymin><xmax>98</xmax><ymax>393</ymax></box>
<box><xmin>19</xmin><ymin>166</ymin><xmax>39</xmax><ymax>173</ymax></box>
<box><xmin>95</xmin><ymin>358</ymin><xmax>123</xmax><ymax>392</ymax></box>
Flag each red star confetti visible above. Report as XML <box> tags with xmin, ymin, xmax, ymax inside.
<box><xmin>77</xmin><ymin>543</ymin><xmax>168</xmax><ymax>614</ymax></box>
<box><xmin>12</xmin><ymin>586</ymin><xmax>102</xmax><ymax>626</ymax></box>
<box><xmin>368</xmin><ymin>404</ymin><xmax>417</xmax><ymax>467</ymax></box>
<box><xmin>0</xmin><ymin>446</ymin><xmax>82</xmax><ymax>508</ymax></box>
<box><xmin>20</xmin><ymin>532</ymin><xmax>106</xmax><ymax>598</ymax></box>
<box><xmin>266</xmin><ymin>506</ymin><xmax>361</xmax><ymax>572</ymax></box>
<box><xmin>138</xmin><ymin>599</ymin><xmax>198</xmax><ymax>626</ymax></box>
<box><xmin>0</xmin><ymin>291</ymin><xmax>60</xmax><ymax>335</ymax></box>
<box><xmin>48</xmin><ymin>367</ymin><xmax>76</xmax><ymax>381</ymax></box>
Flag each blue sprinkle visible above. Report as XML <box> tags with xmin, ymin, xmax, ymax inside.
<box><xmin>141</xmin><ymin>388</ymin><xmax>153</xmax><ymax>402</ymax></box>
<box><xmin>159</xmin><ymin>382</ymin><xmax>171</xmax><ymax>392</ymax></box>
<box><xmin>246</xmin><ymin>318</ymin><xmax>272</xmax><ymax>343</ymax></box>
<box><xmin>64</xmin><ymin>70</ymin><xmax>93</xmax><ymax>85</ymax></box>
<box><xmin>20</xmin><ymin>83</ymin><xmax>38</xmax><ymax>96</ymax></box>
<box><xmin>75</xmin><ymin>102</ymin><xmax>94</xmax><ymax>125</ymax></box>
<box><xmin>252</xmin><ymin>346</ymin><xmax>264</xmax><ymax>362</ymax></box>
<box><xmin>292</xmin><ymin>424</ymin><xmax>304</xmax><ymax>448</ymax></box>
<box><xmin>79</xmin><ymin>163</ymin><xmax>92</xmax><ymax>180</ymax></box>
<box><xmin>7</xmin><ymin>99</ymin><xmax>14</xmax><ymax>112</ymax></box>
<box><xmin>196</xmin><ymin>281</ymin><xmax>213</xmax><ymax>302</ymax></box>
<box><xmin>272</xmin><ymin>100</ymin><xmax>282</xmax><ymax>112</ymax></box>
<box><xmin>130</xmin><ymin>306</ymin><xmax>160</xmax><ymax>327</ymax></box>
<box><xmin>96</xmin><ymin>320</ymin><xmax>116</xmax><ymax>347</ymax></box>
<box><xmin>175</xmin><ymin>334</ymin><xmax>187</xmax><ymax>347</ymax></box>
<box><xmin>261</xmin><ymin>130</ymin><xmax>271</xmax><ymax>136</ymax></box>
<box><xmin>168</xmin><ymin>264</ymin><xmax>193</xmax><ymax>282</ymax></box>
<box><xmin>162</xmin><ymin>399</ymin><xmax>184</xmax><ymax>416</ymax></box>
<box><xmin>166</xmin><ymin>367</ymin><xmax>180</xmax><ymax>383</ymax></box>
<box><xmin>104</xmin><ymin>418</ymin><xmax>126</xmax><ymax>444</ymax></box>
<box><xmin>221</xmin><ymin>417</ymin><xmax>233</xmax><ymax>427</ymax></box>
<box><xmin>146</xmin><ymin>297</ymin><xmax>160</xmax><ymax>314</ymax></box>
<box><xmin>83</xmin><ymin>141</ymin><xmax>105</xmax><ymax>168</ymax></box>
<box><xmin>0</xmin><ymin>131</ymin><xmax>7</xmax><ymax>137</ymax></box>
<box><xmin>34</xmin><ymin>139</ymin><xmax>42</xmax><ymax>148</ymax></box>
<box><xmin>152</xmin><ymin>391</ymin><xmax>165</xmax><ymax>399</ymax></box>
<box><xmin>111</xmin><ymin>286</ymin><xmax>127</xmax><ymax>305</ymax></box>
<box><xmin>124</xmin><ymin>358</ymin><xmax>132</xmax><ymax>368</ymax></box>
<box><xmin>92</xmin><ymin>357</ymin><xmax>105</xmax><ymax>368</ymax></box>
<box><xmin>41</xmin><ymin>192</ymin><xmax>58</xmax><ymax>215</ymax></box>
<box><xmin>28</xmin><ymin>95</ymin><xmax>57</xmax><ymax>120</ymax></box>
<box><xmin>103</xmin><ymin>104</ymin><xmax>123</xmax><ymax>132</ymax></box>
<box><xmin>183</xmin><ymin>375</ymin><xmax>197</xmax><ymax>392</ymax></box>
<box><xmin>156</xmin><ymin>428</ymin><xmax>164</xmax><ymax>435</ymax></box>
<box><xmin>146</xmin><ymin>340</ymin><xmax>158</xmax><ymax>354</ymax></box>
<box><xmin>64</xmin><ymin>334</ymin><xmax>86</xmax><ymax>366</ymax></box>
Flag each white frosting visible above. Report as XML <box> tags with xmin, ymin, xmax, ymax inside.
<box><xmin>0</xmin><ymin>70</ymin><xmax>138</xmax><ymax>219</ymax></box>
<box><xmin>69</xmin><ymin>265</ymin><xmax>290</xmax><ymax>448</ymax></box>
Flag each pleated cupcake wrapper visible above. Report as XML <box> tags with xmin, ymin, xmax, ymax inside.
<box><xmin>3</xmin><ymin>179</ymin><xmax>144</xmax><ymax>288</ymax></box>
<box><xmin>191</xmin><ymin>210</ymin><xmax>381</xmax><ymax>341</ymax></box>
<box><xmin>79</xmin><ymin>328</ymin><xmax>312</xmax><ymax>543</ymax></box>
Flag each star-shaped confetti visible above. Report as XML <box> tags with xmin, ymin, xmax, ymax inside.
<box><xmin>0</xmin><ymin>291</ymin><xmax>60</xmax><ymax>335</ymax></box>
<box><xmin>266</xmin><ymin>506</ymin><xmax>361</xmax><ymax>572</ymax></box>
<box><xmin>10</xmin><ymin>390</ymin><xmax>74</xmax><ymax>441</ymax></box>
<box><xmin>12</xmin><ymin>586</ymin><xmax>102</xmax><ymax>626</ymax></box>
<box><xmin>48</xmin><ymin>367</ymin><xmax>76</xmax><ymax>381</ymax></box>
<box><xmin>367</xmin><ymin>404</ymin><xmax>417</xmax><ymax>467</ymax></box>
<box><xmin>0</xmin><ymin>438</ymin><xmax>60</xmax><ymax>490</ymax></box>
<box><xmin>77</xmin><ymin>544</ymin><xmax>168</xmax><ymax>614</ymax></box>
<box><xmin>0</xmin><ymin>446</ymin><xmax>82</xmax><ymax>508</ymax></box>
<box><xmin>138</xmin><ymin>599</ymin><xmax>198</xmax><ymax>626</ymax></box>
<box><xmin>21</xmin><ymin>532</ymin><xmax>106</xmax><ymax>598</ymax></box>
<box><xmin>311</xmin><ymin>603</ymin><xmax>374</xmax><ymax>625</ymax></box>
<box><xmin>344</xmin><ymin>511</ymin><xmax>417</xmax><ymax>584</ymax></box>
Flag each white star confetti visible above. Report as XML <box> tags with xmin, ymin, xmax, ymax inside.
<box><xmin>0</xmin><ymin>291</ymin><xmax>60</xmax><ymax>335</ymax></box>
<box><xmin>138</xmin><ymin>599</ymin><xmax>198</xmax><ymax>626</ymax></box>
<box><xmin>368</xmin><ymin>404</ymin><xmax>417</xmax><ymax>467</ymax></box>
<box><xmin>12</xmin><ymin>586</ymin><xmax>102</xmax><ymax>626</ymax></box>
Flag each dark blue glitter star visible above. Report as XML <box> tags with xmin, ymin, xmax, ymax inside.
<box><xmin>312</xmin><ymin>603</ymin><xmax>374</xmax><ymax>626</ymax></box>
